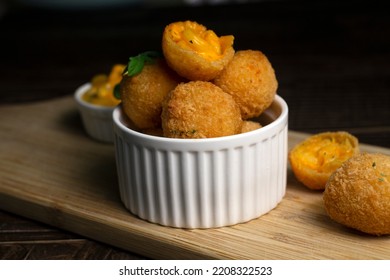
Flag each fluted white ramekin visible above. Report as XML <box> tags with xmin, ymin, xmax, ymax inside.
<box><xmin>74</xmin><ymin>83</ymin><xmax>115</xmax><ymax>143</ymax></box>
<box><xmin>113</xmin><ymin>95</ymin><xmax>288</xmax><ymax>228</ymax></box>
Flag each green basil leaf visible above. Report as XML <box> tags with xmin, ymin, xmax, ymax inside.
<box><xmin>113</xmin><ymin>83</ymin><xmax>121</xmax><ymax>100</ymax></box>
<box><xmin>125</xmin><ymin>51</ymin><xmax>161</xmax><ymax>77</ymax></box>
<box><xmin>127</xmin><ymin>55</ymin><xmax>144</xmax><ymax>76</ymax></box>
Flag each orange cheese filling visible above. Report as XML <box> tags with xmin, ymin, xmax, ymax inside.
<box><xmin>168</xmin><ymin>21</ymin><xmax>234</xmax><ymax>61</ymax></box>
<box><xmin>295</xmin><ymin>134</ymin><xmax>357</xmax><ymax>173</ymax></box>
<box><xmin>82</xmin><ymin>64</ymin><xmax>125</xmax><ymax>107</ymax></box>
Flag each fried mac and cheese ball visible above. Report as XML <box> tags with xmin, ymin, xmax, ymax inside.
<box><xmin>120</xmin><ymin>58</ymin><xmax>182</xmax><ymax>130</ymax></box>
<box><xmin>162</xmin><ymin>21</ymin><xmax>235</xmax><ymax>81</ymax></box>
<box><xmin>289</xmin><ymin>131</ymin><xmax>359</xmax><ymax>190</ymax></box>
<box><xmin>161</xmin><ymin>81</ymin><xmax>242</xmax><ymax>138</ymax></box>
<box><xmin>323</xmin><ymin>153</ymin><xmax>390</xmax><ymax>236</ymax></box>
<box><xmin>213</xmin><ymin>50</ymin><xmax>278</xmax><ymax>119</ymax></box>
<box><xmin>241</xmin><ymin>121</ymin><xmax>262</xmax><ymax>133</ymax></box>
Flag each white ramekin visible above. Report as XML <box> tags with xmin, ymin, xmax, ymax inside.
<box><xmin>113</xmin><ymin>95</ymin><xmax>288</xmax><ymax>228</ymax></box>
<box><xmin>74</xmin><ymin>83</ymin><xmax>116</xmax><ymax>143</ymax></box>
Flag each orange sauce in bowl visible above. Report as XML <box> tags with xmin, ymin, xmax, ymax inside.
<box><xmin>82</xmin><ymin>64</ymin><xmax>125</xmax><ymax>107</ymax></box>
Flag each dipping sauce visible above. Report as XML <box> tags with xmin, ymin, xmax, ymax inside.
<box><xmin>82</xmin><ymin>64</ymin><xmax>125</xmax><ymax>107</ymax></box>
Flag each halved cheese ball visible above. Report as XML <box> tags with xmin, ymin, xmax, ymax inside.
<box><xmin>289</xmin><ymin>131</ymin><xmax>359</xmax><ymax>190</ymax></box>
<box><xmin>162</xmin><ymin>21</ymin><xmax>235</xmax><ymax>81</ymax></box>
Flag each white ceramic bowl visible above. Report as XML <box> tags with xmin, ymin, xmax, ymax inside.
<box><xmin>113</xmin><ymin>95</ymin><xmax>288</xmax><ymax>228</ymax></box>
<box><xmin>74</xmin><ymin>83</ymin><xmax>116</xmax><ymax>143</ymax></box>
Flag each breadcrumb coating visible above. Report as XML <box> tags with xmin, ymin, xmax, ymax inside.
<box><xmin>161</xmin><ymin>81</ymin><xmax>242</xmax><ymax>138</ymax></box>
<box><xmin>241</xmin><ymin>120</ymin><xmax>262</xmax><ymax>133</ymax></box>
<box><xmin>323</xmin><ymin>153</ymin><xmax>390</xmax><ymax>235</ymax></box>
<box><xmin>213</xmin><ymin>50</ymin><xmax>278</xmax><ymax>119</ymax></box>
<box><xmin>120</xmin><ymin>59</ymin><xmax>182</xmax><ymax>130</ymax></box>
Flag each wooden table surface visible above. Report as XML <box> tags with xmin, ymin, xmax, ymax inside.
<box><xmin>0</xmin><ymin>0</ymin><xmax>389</xmax><ymax>259</ymax></box>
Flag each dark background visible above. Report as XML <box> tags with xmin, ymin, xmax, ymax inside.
<box><xmin>1</xmin><ymin>0</ymin><xmax>389</xmax><ymax>147</ymax></box>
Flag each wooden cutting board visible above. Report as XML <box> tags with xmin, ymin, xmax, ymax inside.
<box><xmin>0</xmin><ymin>96</ymin><xmax>389</xmax><ymax>259</ymax></box>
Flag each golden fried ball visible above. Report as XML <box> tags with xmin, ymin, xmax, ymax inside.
<box><xmin>241</xmin><ymin>120</ymin><xmax>262</xmax><ymax>133</ymax></box>
<box><xmin>323</xmin><ymin>153</ymin><xmax>390</xmax><ymax>236</ymax></box>
<box><xmin>213</xmin><ymin>50</ymin><xmax>278</xmax><ymax>119</ymax></box>
<box><xmin>161</xmin><ymin>81</ymin><xmax>242</xmax><ymax>138</ymax></box>
<box><xmin>120</xmin><ymin>59</ymin><xmax>182</xmax><ymax>130</ymax></box>
<box><xmin>162</xmin><ymin>21</ymin><xmax>235</xmax><ymax>81</ymax></box>
<box><xmin>289</xmin><ymin>131</ymin><xmax>360</xmax><ymax>190</ymax></box>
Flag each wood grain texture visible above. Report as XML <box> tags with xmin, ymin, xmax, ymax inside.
<box><xmin>0</xmin><ymin>96</ymin><xmax>389</xmax><ymax>259</ymax></box>
<box><xmin>0</xmin><ymin>211</ymin><xmax>147</xmax><ymax>260</ymax></box>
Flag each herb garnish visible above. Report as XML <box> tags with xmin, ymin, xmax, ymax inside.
<box><xmin>113</xmin><ymin>51</ymin><xmax>161</xmax><ymax>100</ymax></box>
<box><xmin>123</xmin><ymin>51</ymin><xmax>161</xmax><ymax>77</ymax></box>
<box><xmin>113</xmin><ymin>83</ymin><xmax>121</xmax><ymax>100</ymax></box>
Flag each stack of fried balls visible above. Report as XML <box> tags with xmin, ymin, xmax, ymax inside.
<box><xmin>119</xmin><ymin>20</ymin><xmax>278</xmax><ymax>139</ymax></box>
<box><xmin>117</xmin><ymin>20</ymin><xmax>390</xmax><ymax>236</ymax></box>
